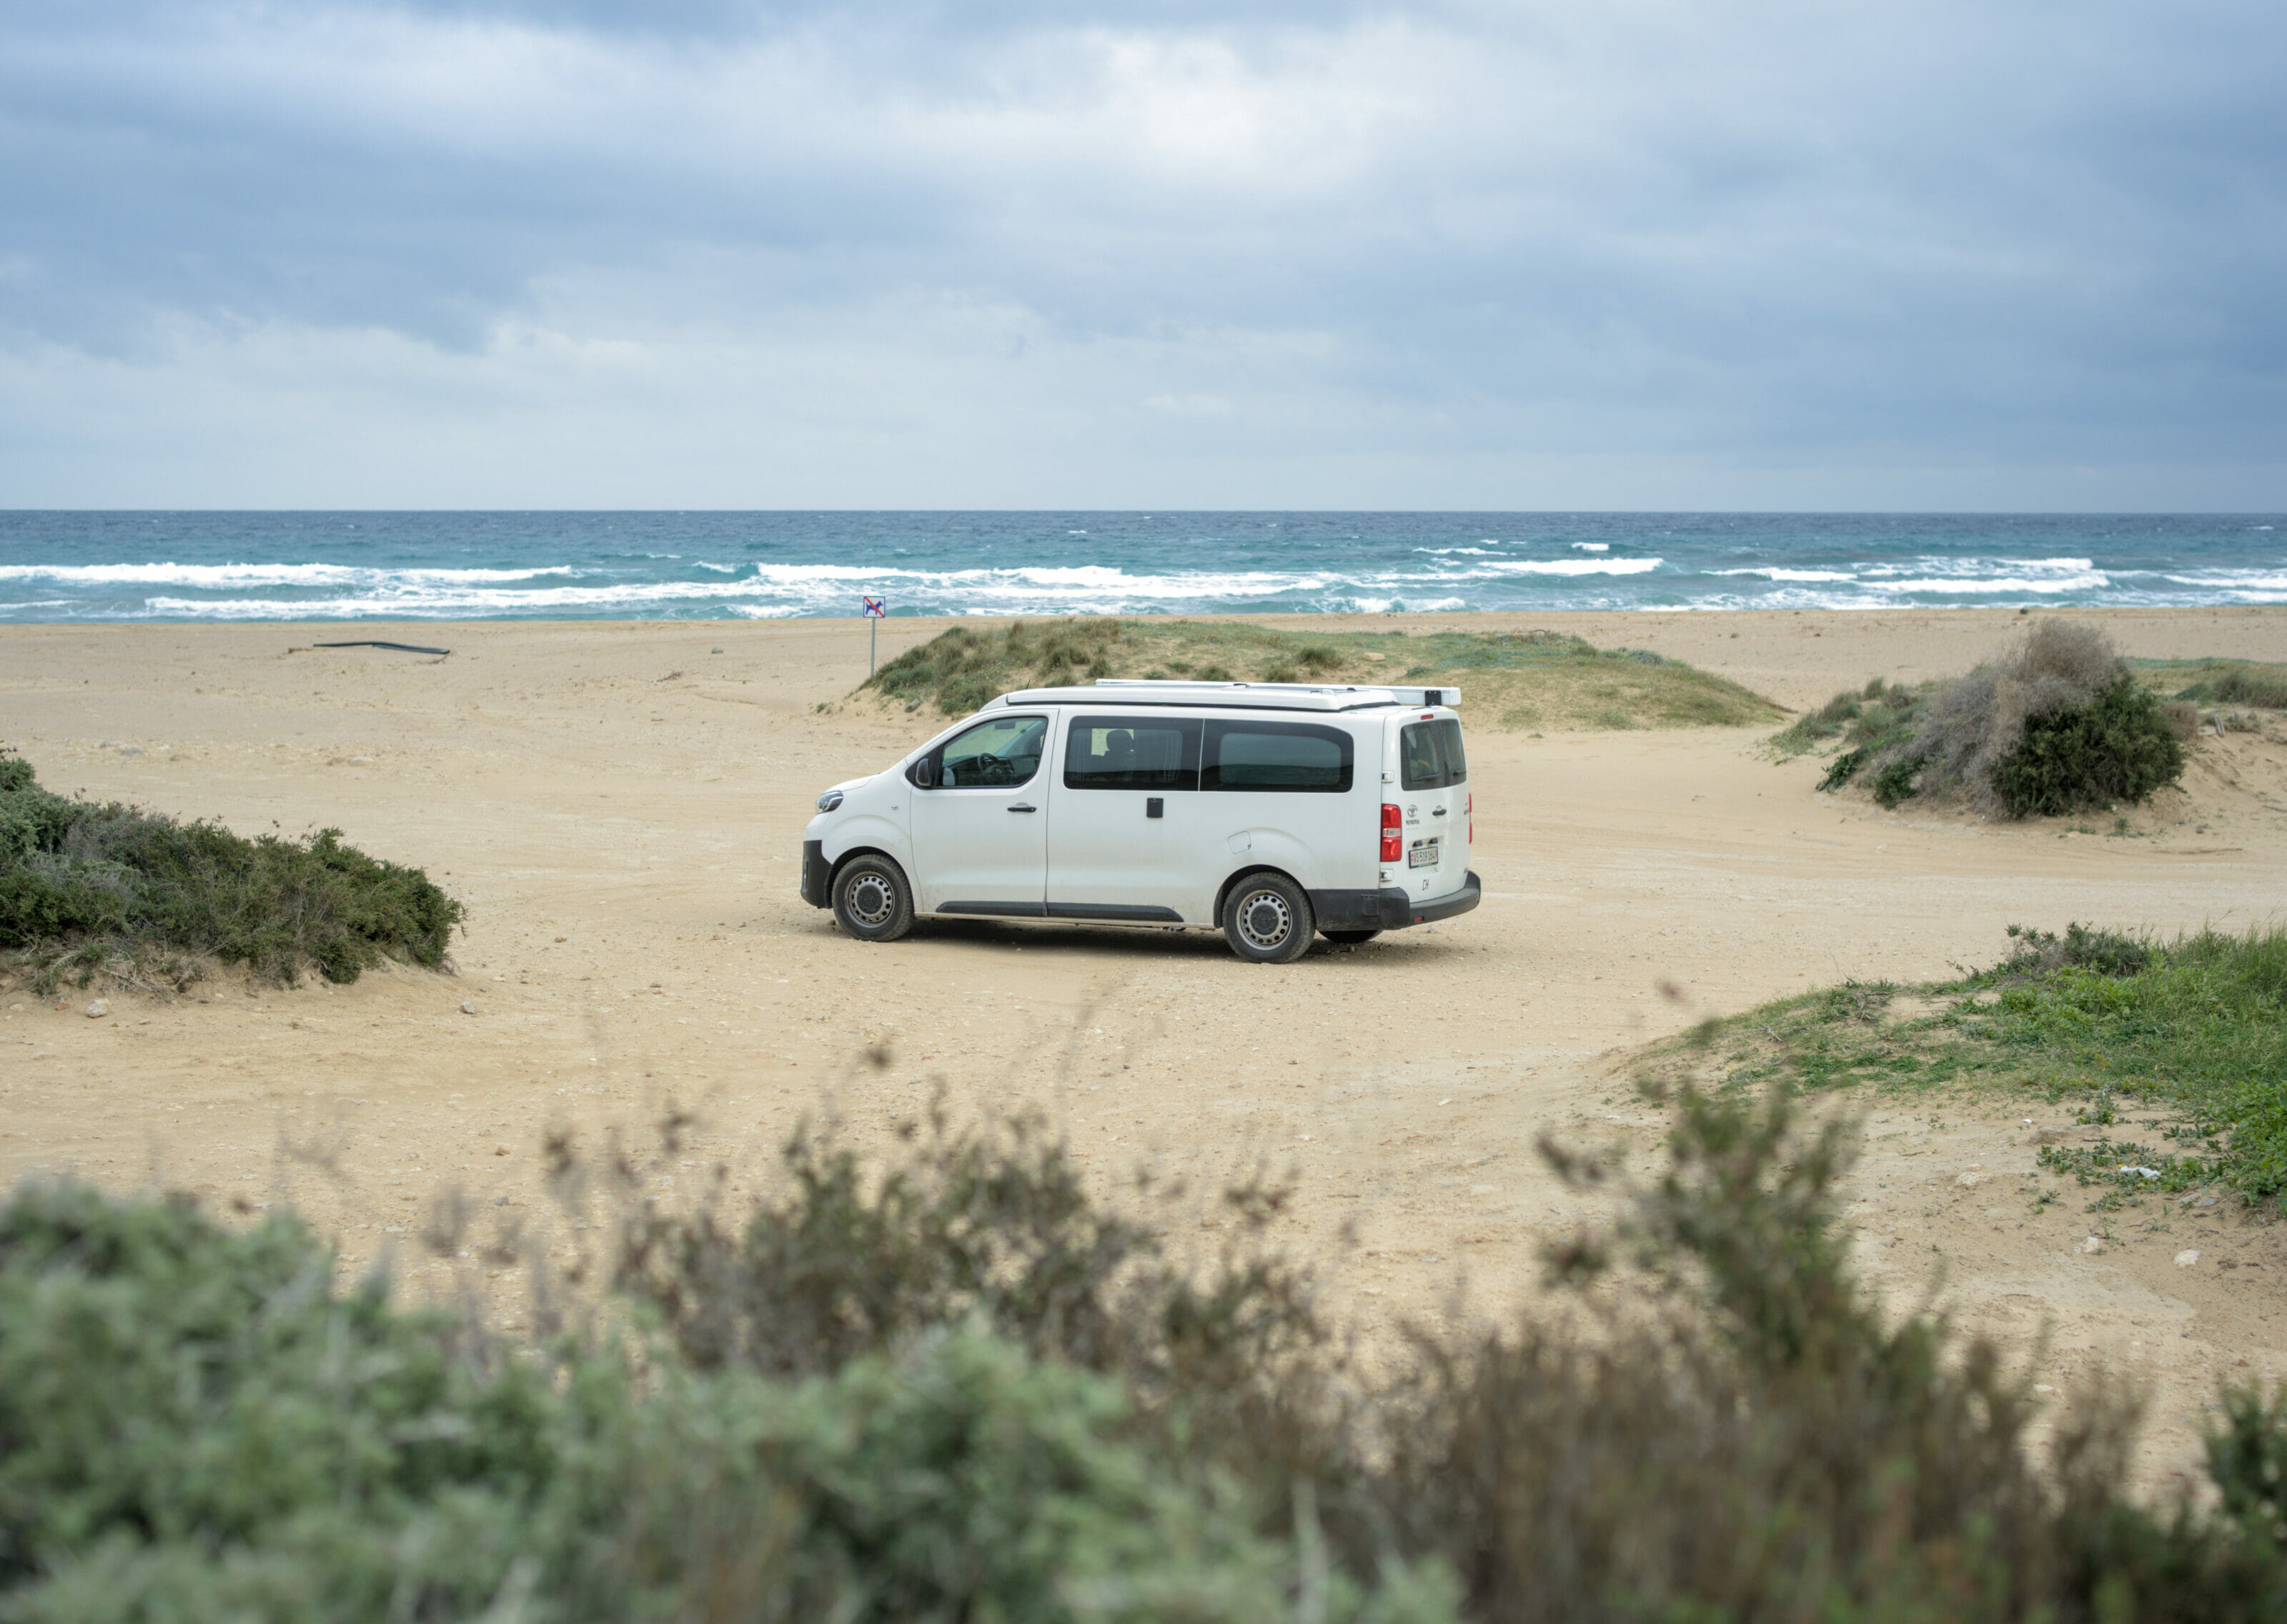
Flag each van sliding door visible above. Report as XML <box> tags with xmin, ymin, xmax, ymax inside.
<box><xmin>1045</xmin><ymin>714</ymin><xmax>1200</xmax><ymax>920</ymax></box>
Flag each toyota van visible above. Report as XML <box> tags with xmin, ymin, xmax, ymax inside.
<box><xmin>798</xmin><ymin>679</ymin><xmax>1481</xmax><ymax>963</ymax></box>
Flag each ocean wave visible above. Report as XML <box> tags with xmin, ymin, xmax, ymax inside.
<box><xmin>4</xmin><ymin>514</ymin><xmax>2277</xmax><ymax>622</ymax></box>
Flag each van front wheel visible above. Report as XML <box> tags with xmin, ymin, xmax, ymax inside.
<box><xmin>1224</xmin><ymin>875</ymin><xmax>1314</xmax><ymax>964</ymax></box>
<box><xmin>833</xmin><ymin>856</ymin><xmax>914</xmax><ymax>942</ymax></box>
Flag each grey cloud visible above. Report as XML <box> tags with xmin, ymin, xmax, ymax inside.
<box><xmin>0</xmin><ymin>0</ymin><xmax>2281</xmax><ymax>502</ymax></box>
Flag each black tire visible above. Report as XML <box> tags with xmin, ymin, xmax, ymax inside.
<box><xmin>832</xmin><ymin>855</ymin><xmax>914</xmax><ymax>942</ymax></box>
<box><xmin>1223</xmin><ymin>872</ymin><xmax>1314</xmax><ymax>964</ymax></box>
<box><xmin>1321</xmin><ymin>928</ymin><xmax>1381</xmax><ymax>946</ymax></box>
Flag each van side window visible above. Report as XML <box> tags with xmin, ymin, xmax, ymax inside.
<box><xmin>933</xmin><ymin>714</ymin><xmax>1046</xmax><ymax>789</ymax></box>
<box><xmin>1399</xmin><ymin>723</ymin><xmax>1444</xmax><ymax>789</ymax></box>
<box><xmin>1203</xmin><ymin>721</ymin><xmax>1353</xmax><ymax>792</ymax></box>
<box><xmin>1065</xmin><ymin>717</ymin><xmax>1200</xmax><ymax>790</ymax></box>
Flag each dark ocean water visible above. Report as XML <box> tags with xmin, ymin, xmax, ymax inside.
<box><xmin>1</xmin><ymin>512</ymin><xmax>2280</xmax><ymax>622</ymax></box>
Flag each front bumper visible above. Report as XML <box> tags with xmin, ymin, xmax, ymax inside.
<box><xmin>800</xmin><ymin>840</ymin><xmax>830</xmax><ymax>908</ymax></box>
<box><xmin>1309</xmin><ymin>870</ymin><xmax>1482</xmax><ymax>932</ymax></box>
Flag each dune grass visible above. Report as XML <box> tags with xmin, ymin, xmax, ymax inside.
<box><xmin>8</xmin><ymin>1078</ymin><xmax>2287</xmax><ymax>1622</ymax></box>
<box><xmin>2133</xmin><ymin>657</ymin><xmax>2287</xmax><ymax>712</ymax></box>
<box><xmin>857</xmin><ymin>617</ymin><xmax>1782</xmax><ymax>730</ymax></box>
<box><xmin>1650</xmin><ymin>921</ymin><xmax>2287</xmax><ymax>1206</ymax></box>
<box><xmin>0</xmin><ymin>747</ymin><xmax>460</xmax><ymax>990</ymax></box>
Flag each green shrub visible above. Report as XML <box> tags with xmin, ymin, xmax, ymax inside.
<box><xmin>1996</xmin><ymin>921</ymin><xmax>2155</xmax><ymax>978</ymax></box>
<box><xmin>1870</xmin><ymin>754</ymin><xmax>1924</xmax><ymax>807</ymax></box>
<box><xmin>0</xmin><ymin>754</ymin><xmax>460</xmax><ymax>984</ymax></box>
<box><xmin>1988</xmin><ymin>672</ymin><xmax>2187</xmax><ymax>817</ymax></box>
<box><xmin>0</xmin><ymin>1178</ymin><xmax>1452</xmax><ymax>1624</ymax></box>
<box><xmin>597</xmin><ymin>1090</ymin><xmax>2287</xmax><ymax>1623</ymax></box>
<box><xmin>13</xmin><ymin>1077</ymin><xmax>2287</xmax><ymax>1623</ymax></box>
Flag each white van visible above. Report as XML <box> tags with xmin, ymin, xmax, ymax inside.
<box><xmin>799</xmin><ymin>679</ymin><xmax>1480</xmax><ymax>962</ymax></box>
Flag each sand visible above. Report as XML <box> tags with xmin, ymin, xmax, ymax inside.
<box><xmin>4</xmin><ymin>604</ymin><xmax>2285</xmax><ymax>1495</ymax></box>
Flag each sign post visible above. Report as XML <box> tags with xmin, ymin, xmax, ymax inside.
<box><xmin>861</xmin><ymin>595</ymin><xmax>887</xmax><ymax>676</ymax></box>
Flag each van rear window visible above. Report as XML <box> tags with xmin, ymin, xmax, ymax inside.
<box><xmin>1065</xmin><ymin>716</ymin><xmax>1200</xmax><ymax>790</ymax></box>
<box><xmin>1400</xmin><ymin>719</ymin><xmax>1467</xmax><ymax>789</ymax></box>
<box><xmin>1203</xmin><ymin>721</ymin><xmax>1352</xmax><ymax>792</ymax></box>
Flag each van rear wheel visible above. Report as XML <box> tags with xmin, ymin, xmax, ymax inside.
<box><xmin>1224</xmin><ymin>874</ymin><xmax>1314</xmax><ymax>964</ymax></box>
<box><xmin>1321</xmin><ymin>928</ymin><xmax>1381</xmax><ymax>945</ymax></box>
<box><xmin>833</xmin><ymin>855</ymin><xmax>914</xmax><ymax>942</ymax></box>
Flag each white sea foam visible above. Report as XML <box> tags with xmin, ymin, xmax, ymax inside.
<box><xmin>1569</xmin><ymin>542</ymin><xmax>1610</xmax><ymax>552</ymax></box>
<box><xmin>0</xmin><ymin>562</ymin><xmax>583</xmax><ymax>588</ymax></box>
<box><xmin>1866</xmin><ymin>572</ymin><xmax>2109</xmax><ymax>595</ymax></box>
<box><xmin>1482</xmin><ymin>557</ymin><xmax>1662</xmax><ymax>576</ymax></box>
<box><xmin>1711</xmin><ymin>568</ymin><xmax>1855</xmax><ymax>583</ymax></box>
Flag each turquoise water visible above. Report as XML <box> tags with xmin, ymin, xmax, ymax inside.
<box><xmin>1</xmin><ymin>512</ymin><xmax>2281</xmax><ymax>622</ymax></box>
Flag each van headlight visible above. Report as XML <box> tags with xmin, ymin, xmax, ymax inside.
<box><xmin>815</xmin><ymin>789</ymin><xmax>845</xmax><ymax>812</ymax></box>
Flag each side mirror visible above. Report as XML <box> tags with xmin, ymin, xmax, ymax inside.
<box><xmin>911</xmin><ymin>758</ymin><xmax>935</xmax><ymax>788</ymax></box>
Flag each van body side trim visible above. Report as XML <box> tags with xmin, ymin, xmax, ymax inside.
<box><xmin>1044</xmin><ymin>902</ymin><xmax>1185</xmax><ymax>922</ymax></box>
<box><xmin>935</xmin><ymin>900</ymin><xmax>1049</xmax><ymax>917</ymax></box>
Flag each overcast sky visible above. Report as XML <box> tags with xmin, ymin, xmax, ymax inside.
<box><xmin>2</xmin><ymin>0</ymin><xmax>2281</xmax><ymax>509</ymax></box>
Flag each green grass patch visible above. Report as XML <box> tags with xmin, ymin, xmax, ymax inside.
<box><xmin>0</xmin><ymin>747</ymin><xmax>461</xmax><ymax>988</ymax></box>
<box><xmin>1652</xmin><ymin>921</ymin><xmax>2287</xmax><ymax>1205</ymax></box>
<box><xmin>858</xmin><ymin>618</ymin><xmax>1782</xmax><ymax>729</ymax></box>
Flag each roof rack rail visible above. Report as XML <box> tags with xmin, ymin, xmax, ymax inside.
<box><xmin>986</xmin><ymin>679</ymin><xmax>1462</xmax><ymax>712</ymax></box>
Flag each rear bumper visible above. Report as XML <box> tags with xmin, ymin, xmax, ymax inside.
<box><xmin>800</xmin><ymin>840</ymin><xmax>830</xmax><ymax>908</ymax></box>
<box><xmin>1309</xmin><ymin>870</ymin><xmax>1482</xmax><ymax>932</ymax></box>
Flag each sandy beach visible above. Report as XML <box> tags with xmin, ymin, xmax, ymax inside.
<box><xmin>4</xmin><ymin>604</ymin><xmax>2284</xmax><ymax>1493</ymax></box>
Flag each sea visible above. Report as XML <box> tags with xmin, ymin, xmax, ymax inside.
<box><xmin>0</xmin><ymin>512</ymin><xmax>2281</xmax><ymax>623</ymax></box>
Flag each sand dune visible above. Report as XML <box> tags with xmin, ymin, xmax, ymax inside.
<box><xmin>3</xmin><ymin>604</ymin><xmax>2283</xmax><ymax>1493</ymax></box>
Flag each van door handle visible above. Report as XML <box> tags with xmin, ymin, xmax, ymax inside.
<box><xmin>1431</xmin><ymin>807</ymin><xmax>1449</xmax><ymax>816</ymax></box>
<box><xmin>1007</xmin><ymin>803</ymin><xmax>1038</xmax><ymax>813</ymax></box>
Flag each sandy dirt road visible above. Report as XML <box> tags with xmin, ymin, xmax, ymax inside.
<box><xmin>4</xmin><ymin>605</ymin><xmax>2283</xmax><ymax>1493</ymax></box>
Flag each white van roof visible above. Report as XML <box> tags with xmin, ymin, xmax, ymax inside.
<box><xmin>989</xmin><ymin>679</ymin><xmax>1462</xmax><ymax>712</ymax></box>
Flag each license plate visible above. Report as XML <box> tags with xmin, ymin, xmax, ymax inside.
<box><xmin>1408</xmin><ymin>838</ymin><xmax>1441</xmax><ymax>869</ymax></box>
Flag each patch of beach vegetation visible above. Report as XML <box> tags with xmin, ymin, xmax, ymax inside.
<box><xmin>1777</xmin><ymin>619</ymin><xmax>2189</xmax><ymax>817</ymax></box>
<box><xmin>9</xmin><ymin>1080</ymin><xmax>2287</xmax><ymax>1621</ymax></box>
<box><xmin>0</xmin><ymin>746</ymin><xmax>461</xmax><ymax>992</ymax></box>
<box><xmin>1647</xmin><ymin>920</ymin><xmax>2287</xmax><ymax>1208</ymax></box>
<box><xmin>857</xmin><ymin>617</ymin><xmax>1782</xmax><ymax>730</ymax></box>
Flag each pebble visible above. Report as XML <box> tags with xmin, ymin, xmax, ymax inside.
<box><xmin>2175</xmin><ymin>1249</ymin><xmax>2201</xmax><ymax>1267</ymax></box>
<box><xmin>84</xmin><ymin>1000</ymin><xmax>109</xmax><ymax>1019</ymax></box>
<box><xmin>2076</xmin><ymin>1235</ymin><xmax>2104</xmax><ymax>1255</ymax></box>
<box><xmin>460</xmin><ymin>1001</ymin><xmax>477</xmax><ymax>1015</ymax></box>
<box><xmin>1955</xmin><ymin>1171</ymin><xmax>1985</xmax><ymax>1188</ymax></box>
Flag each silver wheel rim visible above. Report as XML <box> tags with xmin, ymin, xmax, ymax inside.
<box><xmin>1235</xmin><ymin>889</ymin><xmax>1293</xmax><ymax>952</ymax></box>
<box><xmin>845</xmin><ymin>873</ymin><xmax>895</xmax><ymax>928</ymax></box>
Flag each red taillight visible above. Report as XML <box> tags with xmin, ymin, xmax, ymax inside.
<box><xmin>1467</xmin><ymin>792</ymin><xmax>1474</xmax><ymax>844</ymax></box>
<box><xmin>1380</xmin><ymin>802</ymin><xmax>1402</xmax><ymax>862</ymax></box>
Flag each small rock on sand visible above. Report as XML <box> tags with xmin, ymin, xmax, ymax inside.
<box><xmin>2077</xmin><ymin>1235</ymin><xmax>2104</xmax><ymax>1255</ymax></box>
<box><xmin>1955</xmin><ymin>1171</ymin><xmax>1985</xmax><ymax>1188</ymax></box>
<box><xmin>460</xmin><ymin>1001</ymin><xmax>477</xmax><ymax>1015</ymax></box>
<box><xmin>2175</xmin><ymin>1249</ymin><xmax>2201</xmax><ymax>1267</ymax></box>
<box><xmin>84</xmin><ymin>1000</ymin><xmax>109</xmax><ymax>1019</ymax></box>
